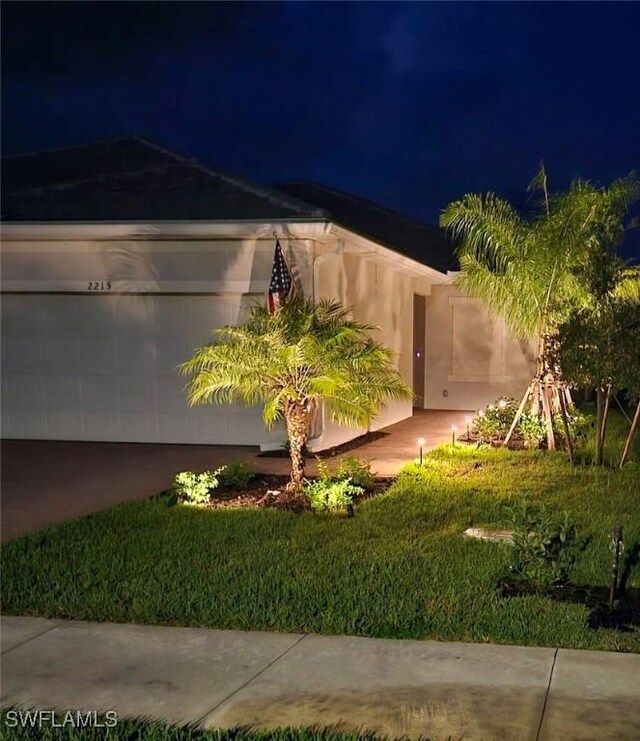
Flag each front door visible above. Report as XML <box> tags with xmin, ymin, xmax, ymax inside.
<box><xmin>412</xmin><ymin>294</ymin><xmax>426</xmax><ymax>408</ymax></box>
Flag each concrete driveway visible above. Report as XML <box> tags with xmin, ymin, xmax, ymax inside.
<box><xmin>1</xmin><ymin>409</ymin><xmax>470</xmax><ymax>542</ymax></box>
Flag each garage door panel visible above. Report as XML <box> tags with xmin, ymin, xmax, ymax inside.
<box><xmin>44</xmin><ymin>375</ymin><xmax>80</xmax><ymax>409</ymax></box>
<box><xmin>115</xmin><ymin>413</ymin><xmax>159</xmax><ymax>441</ymax></box>
<box><xmin>47</xmin><ymin>411</ymin><xmax>82</xmax><ymax>438</ymax></box>
<box><xmin>40</xmin><ymin>299</ymin><xmax>79</xmax><ymax>336</ymax></box>
<box><xmin>4</xmin><ymin>337</ymin><xmax>42</xmax><ymax>371</ymax></box>
<box><xmin>1</xmin><ymin>294</ymin><xmax>268</xmax><ymax>444</ymax></box>
<box><xmin>156</xmin><ymin>373</ymin><xmax>190</xmax><ymax>414</ymax></box>
<box><xmin>116</xmin><ymin>376</ymin><xmax>157</xmax><ymax>413</ymax></box>
<box><xmin>42</xmin><ymin>337</ymin><xmax>81</xmax><ymax>372</ymax></box>
<box><xmin>4</xmin><ymin>411</ymin><xmax>47</xmax><ymax>438</ymax></box>
<box><xmin>6</xmin><ymin>373</ymin><xmax>44</xmax><ymax>411</ymax></box>
<box><xmin>82</xmin><ymin>412</ymin><xmax>116</xmax><ymax>439</ymax></box>
<box><xmin>77</xmin><ymin>296</ymin><xmax>117</xmax><ymax>336</ymax></box>
<box><xmin>79</xmin><ymin>338</ymin><xmax>117</xmax><ymax>373</ymax></box>
<box><xmin>81</xmin><ymin>375</ymin><xmax>117</xmax><ymax>412</ymax></box>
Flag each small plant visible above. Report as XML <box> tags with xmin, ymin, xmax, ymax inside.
<box><xmin>473</xmin><ymin>398</ymin><xmax>517</xmax><ymax>441</ymax></box>
<box><xmin>303</xmin><ymin>477</ymin><xmax>363</xmax><ymax>513</ymax></box>
<box><xmin>556</xmin><ymin>410</ymin><xmax>591</xmax><ymax>446</ymax></box>
<box><xmin>518</xmin><ymin>412</ymin><xmax>547</xmax><ymax>449</ymax></box>
<box><xmin>218</xmin><ymin>461</ymin><xmax>256</xmax><ymax>490</ymax></box>
<box><xmin>507</xmin><ymin>495</ymin><xmax>583</xmax><ymax>588</ymax></box>
<box><xmin>171</xmin><ymin>469</ymin><xmax>223</xmax><ymax>506</ymax></box>
<box><xmin>335</xmin><ymin>456</ymin><xmax>376</xmax><ymax>491</ymax></box>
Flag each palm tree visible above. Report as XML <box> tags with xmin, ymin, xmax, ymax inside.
<box><xmin>180</xmin><ymin>297</ymin><xmax>412</xmax><ymax>493</ymax></box>
<box><xmin>440</xmin><ymin>167</ymin><xmax>639</xmax><ymax>455</ymax></box>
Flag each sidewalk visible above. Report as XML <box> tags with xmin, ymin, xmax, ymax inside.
<box><xmin>2</xmin><ymin>617</ymin><xmax>639</xmax><ymax>739</ymax></box>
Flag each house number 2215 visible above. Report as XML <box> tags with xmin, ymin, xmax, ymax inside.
<box><xmin>87</xmin><ymin>281</ymin><xmax>112</xmax><ymax>291</ymax></box>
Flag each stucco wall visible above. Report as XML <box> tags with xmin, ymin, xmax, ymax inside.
<box><xmin>424</xmin><ymin>283</ymin><xmax>536</xmax><ymax>411</ymax></box>
<box><xmin>310</xmin><ymin>238</ymin><xmax>437</xmax><ymax>450</ymax></box>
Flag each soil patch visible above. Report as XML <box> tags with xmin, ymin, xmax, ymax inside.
<box><xmin>158</xmin><ymin>475</ymin><xmax>395</xmax><ymax>513</ymax></box>
<box><xmin>500</xmin><ymin>577</ymin><xmax>640</xmax><ymax>632</ymax></box>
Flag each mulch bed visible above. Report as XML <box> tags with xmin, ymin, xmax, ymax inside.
<box><xmin>500</xmin><ymin>576</ymin><xmax>640</xmax><ymax>632</ymax></box>
<box><xmin>207</xmin><ymin>474</ymin><xmax>395</xmax><ymax>512</ymax></box>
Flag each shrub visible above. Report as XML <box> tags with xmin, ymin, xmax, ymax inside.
<box><xmin>218</xmin><ymin>461</ymin><xmax>256</xmax><ymax>490</ymax></box>
<box><xmin>507</xmin><ymin>495</ymin><xmax>583</xmax><ymax>588</ymax></box>
<box><xmin>473</xmin><ymin>398</ymin><xmax>517</xmax><ymax>441</ymax></box>
<box><xmin>303</xmin><ymin>477</ymin><xmax>363</xmax><ymax>513</ymax></box>
<box><xmin>171</xmin><ymin>469</ymin><xmax>223</xmax><ymax>506</ymax></box>
<box><xmin>335</xmin><ymin>456</ymin><xmax>376</xmax><ymax>491</ymax></box>
<box><xmin>518</xmin><ymin>412</ymin><xmax>547</xmax><ymax>449</ymax></box>
<box><xmin>554</xmin><ymin>410</ymin><xmax>591</xmax><ymax>446</ymax></box>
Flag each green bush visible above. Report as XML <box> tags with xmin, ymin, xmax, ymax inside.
<box><xmin>171</xmin><ymin>469</ymin><xmax>222</xmax><ymax>506</ymax></box>
<box><xmin>554</xmin><ymin>409</ymin><xmax>591</xmax><ymax>446</ymax></box>
<box><xmin>518</xmin><ymin>412</ymin><xmax>547</xmax><ymax>449</ymax></box>
<box><xmin>218</xmin><ymin>461</ymin><xmax>256</xmax><ymax>490</ymax></box>
<box><xmin>507</xmin><ymin>495</ymin><xmax>583</xmax><ymax>589</ymax></box>
<box><xmin>473</xmin><ymin>398</ymin><xmax>517</xmax><ymax>441</ymax></box>
<box><xmin>303</xmin><ymin>477</ymin><xmax>363</xmax><ymax>513</ymax></box>
<box><xmin>335</xmin><ymin>456</ymin><xmax>376</xmax><ymax>490</ymax></box>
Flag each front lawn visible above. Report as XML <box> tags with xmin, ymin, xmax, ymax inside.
<box><xmin>2</xmin><ymin>412</ymin><xmax>639</xmax><ymax>652</ymax></box>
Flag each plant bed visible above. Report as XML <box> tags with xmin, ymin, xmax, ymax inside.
<box><xmin>499</xmin><ymin>576</ymin><xmax>640</xmax><ymax>633</ymax></box>
<box><xmin>159</xmin><ymin>475</ymin><xmax>395</xmax><ymax>513</ymax></box>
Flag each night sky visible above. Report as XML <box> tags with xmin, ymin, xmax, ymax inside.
<box><xmin>3</xmin><ymin>1</ymin><xmax>640</xmax><ymax>258</ymax></box>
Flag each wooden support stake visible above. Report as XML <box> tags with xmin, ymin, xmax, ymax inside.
<box><xmin>620</xmin><ymin>400</ymin><xmax>640</xmax><ymax>469</ymax></box>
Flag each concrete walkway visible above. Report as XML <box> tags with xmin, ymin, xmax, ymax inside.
<box><xmin>1</xmin><ymin>617</ymin><xmax>639</xmax><ymax>740</ymax></box>
<box><xmin>1</xmin><ymin>410</ymin><xmax>468</xmax><ymax>542</ymax></box>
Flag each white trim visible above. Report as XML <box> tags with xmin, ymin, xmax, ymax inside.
<box><xmin>330</xmin><ymin>224</ymin><xmax>451</xmax><ymax>283</ymax></box>
<box><xmin>1</xmin><ymin>221</ymin><xmax>332</xmax><ymax>242</ymax></box>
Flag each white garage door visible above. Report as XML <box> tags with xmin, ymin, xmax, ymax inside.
<box><xmin>1</xmin><ymin>293</ymin><xmax>268</xmax><ymax>444</ymax></box>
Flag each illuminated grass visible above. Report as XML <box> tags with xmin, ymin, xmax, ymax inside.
<box><xmin>2</xmin><ymin>412</ymin><xmax>639</xmax><ymax>652</ymax></box>
<box><xmin>0</xmin><ymin>711</ymin><xmax>388</xmax><ymax>741</ymax></box>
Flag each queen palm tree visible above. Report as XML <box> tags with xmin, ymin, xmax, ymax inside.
<box><xmin>180</xmin><ymin>297</ymin><xmax>412</xmax><ymax>493</ymax></box>
<box><xmin>440</xmin><ymin>167</ymin><xmax>639</xmax><ymax>455</ymax></box>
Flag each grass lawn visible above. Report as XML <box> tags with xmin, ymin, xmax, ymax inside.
<box><xmin>2</xmin><ymin>410</ymin><xmax>639</xmax><ymax>652</ymax></box>
<box><xmin>0</xmin><ymin>711</ymin><xmax>382</xmax><ymax>741</ymax></box>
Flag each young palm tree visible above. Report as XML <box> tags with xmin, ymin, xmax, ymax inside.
<box><xmin>440</xmin><ymin>167</ymin><xmax>639</xmax><ymax>454</ymax></box>
<box><xmin>180</xmin><ymin>297</ymin><xmax>412</xmax><ymax>493</ymax></box>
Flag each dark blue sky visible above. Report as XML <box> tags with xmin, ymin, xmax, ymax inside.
<box><xmin>3</xmin><ymin>1</ymin><xmax>639</xmax><ymax>257</ymax></box>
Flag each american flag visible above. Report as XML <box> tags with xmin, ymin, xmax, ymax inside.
<box><xmin>268</xmin><ymin>239</ymin><xmax>296</xmax><ymax>314</ymax></box>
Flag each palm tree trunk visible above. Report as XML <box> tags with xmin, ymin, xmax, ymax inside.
<box><xmin>285</xmin><ymin>404</ymin><xmax>310</xmax><ymax>493</ymax></box>
<box><xmin>620</xmin><ymin>400</ymin><xmax>640</xmax><ymax>468</ymax></box>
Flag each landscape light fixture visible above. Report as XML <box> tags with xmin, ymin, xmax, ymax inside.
<box><xmin>417</xmin><ymin>437</ymin><xmax>426</xmax><ymax>466</ymax></box>
<box><xmin>465</xmin><ymin>415</ymin><xmax>472</xmax><ymax>438</ymax></box>
<box><xmin>451</xmin><ymin>424</ymin><xmax>457</xmax><ymax>446</ymax></box>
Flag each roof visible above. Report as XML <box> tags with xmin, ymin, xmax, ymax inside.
<box><xmin>1</xmin><ymin>138</ymin><xmax>328</xmax><ymax>222</ymax></box>
<box><xmin>275</xmin><ymin>181</ymin><xmax>456</xmax><ymax>273</ymax></box>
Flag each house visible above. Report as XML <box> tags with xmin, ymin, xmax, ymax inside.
<box><xmin>1</xmin><ymin>138</ymin><xmax>535</xmax><ymax>450</ymax></box>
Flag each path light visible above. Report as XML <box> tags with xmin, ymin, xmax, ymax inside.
<box><xmin>465</xmin><ymin>415</ymin><xmax>472</xmax><ymax>438</ymax></box>
<box><xmin>451</xmin><ymin>424</ymin><xmax>457</xmax><ymax>446</ymax></box>
<box><xmin>417</xmin><ymin>437</ymin><xmax>426</xmax><ymax>466</ymax></box>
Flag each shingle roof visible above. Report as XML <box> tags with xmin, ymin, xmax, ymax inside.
<box><xmin>1</xmin><ymin>138</ymin><xmax>328</xmax><ymax>222</ymax></box>
<box><xmin>275</xmin><ymin>181</ymin><xmax>456</xmax><ymax>273</ymax></box>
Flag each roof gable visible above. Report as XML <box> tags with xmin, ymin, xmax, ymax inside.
<box><xmin>275</xmin><ymin>181</ymin><xmax>456</xmax><ymax>273</ymax></box>
<box><xmin>2</xmin><ymin>138</ymin><xmax>327</xmax><ymax>223</ymax></box>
